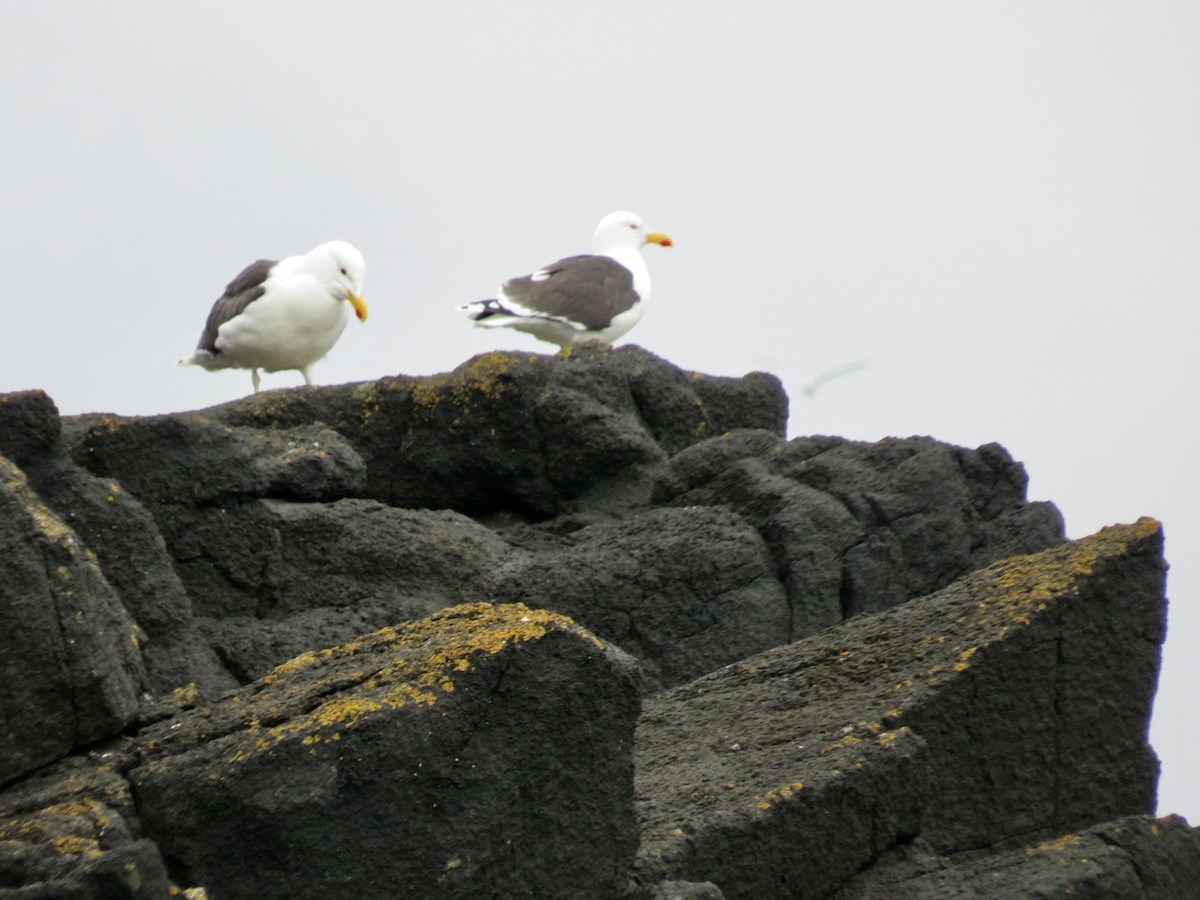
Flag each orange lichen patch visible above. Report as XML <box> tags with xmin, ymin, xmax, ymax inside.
<box><xmin>2</xmin><ymin>459</ymin><xmax>75</xmax><ymax>545</ymax></box>
<box><xmin>351</xmin><ymin>382</ymin><xmax>384</xmax><ymax>423</ymax></box>
<box><xmin>1026</xmin><ymin>834</ymin><xmax>1084</xmax><ymax>855</ymax></box>
<box><xmin>410</xmin><ymin>353</ymin><xmax>524</xmax><ymax>412</ymax></box>
<box><xmin>894</xmin><ymin>520</ymin><xmax>1162</xmax><ymax>691</ymax></box>
<box><xmin>0</xmin><ymin>798</ymin><xmax>112</xmax><ymax>860</ymax></box>
<box><xmin>88</xmin><ymin>414</ymin><xmax>140</xmax><ymax>434</ymax></box>
<box><xmin>752</xmin><ymin>780</ymin><xmax>806</xmax><ymax>810</ymax></box>
<box><xmin>953</xmin><ymin>647</ymin><xmax>978</xmax><ymax>672</ymax></box>
<box><xmin>261</xmin><ymin>648</ymin><xmax>335</xmax><ymax>685</ymax></box>
<box><xmin>963</xmin><ymin>519</ymin><xmax>1159</xmax><ymax>634</ymax></box>
<box><xmin>228</xmin><ymin>603</ymin><xmax>597</xmax><ymax>763</ymax></box>
<box><xmin>876</xmin><ymin>728</ymin><xmax>907</xmax><ymax>748</ymax></box>
<box><xmin>165</xmin><ymin>683</ymin><xmax>202</xmax><ymax>712</ymax></box>
<box><xmin>52</xmin><ymin>835</ymin><xmax>103</xmax><ymax>858</ymax></box>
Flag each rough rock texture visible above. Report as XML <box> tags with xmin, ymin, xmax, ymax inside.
<box><xmin>54</xmin><ymin>348</ymin><xmax>798</xmax><ymax>687</ymax></box>
<box><xmin>486</xmin><ymin>506</ymin><xmax>790</xmax><ymax>690</ymax></box>
<box><xmin>633</xmin><ymin>519</ymin><xmax>1165</xmax><ymax>897</ymax></box>
<box><xmin>1</xmin><ymin>390</ymin><xmax>232</xmax><ymax>698</ymax></box>
<box><xmin>129</xmin><ymin>603</ymin><xmax>640</xmax><ymax>900</ymax></box>
<box><xmin>655</xmin><ymin>429</ymin><xmax>1066</xmax><ymax>637</ymax></box>
<box><xmin>0</xmin><ymin>454</ymin><xmax>145</xmax><ymax>788</ymax></box>
<box><xmin>0</xmin><ymin>390</ymin><xmax>62</xmax><ymax>472</ymax></box>
<box><xmin>142</xmin><ymin>345</ymin><xmax>789</xmax><ymax>518</ymax></box>
<box><xmin>0</xmin><ymin>758</ymin><xmax>172</xmax><ymax>899</ymax></box>
<box><xmin>0</xmin><ymin>347</ymin><xmax>1193</xmax><ymax>897</ymax></box>
<box><xmin>836</xmin><ymin>814</ymin><xmax>1200</xmax><ymax>899</ymax></box>
<box><xmin>49</xmin><ymin>347</ymin><xmax>1063</xmax><ymax>689</ymax></box>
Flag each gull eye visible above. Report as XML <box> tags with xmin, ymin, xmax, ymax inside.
<box><xmin>340</xmin><ymin>267</ymin><xmax>348</xmax><ymax>276</ymax></box>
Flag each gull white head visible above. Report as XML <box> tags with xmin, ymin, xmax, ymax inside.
<box><xmin>306</xmin><ymin>240</ymin><xmax>368</xmax><ymax>321</ymax></box>
<box><xmin>592</xmin><ymin>211</ymin><xmax>674</xmax><ymax>254</ymax></box>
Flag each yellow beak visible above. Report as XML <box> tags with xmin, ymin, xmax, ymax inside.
<box><xmin>645</xmin><ymin>232</ymin><xmax>673</xmax><ymax>248</ymax></box>
<box><xmin>348</xmin><ymin>293</ymin><xmax>368</xmax><ymax>322</ymax></box>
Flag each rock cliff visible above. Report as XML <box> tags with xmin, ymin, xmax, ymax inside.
<box><xmin>0</xmin><ymin>345</ymin><xmax>1194</xmax><ymax>898</ymax></box>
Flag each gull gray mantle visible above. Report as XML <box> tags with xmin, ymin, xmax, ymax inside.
<box><xmin>460</xmin><ymin>210</ymin><xmax>672</xmax><ymax>347</ymax></box>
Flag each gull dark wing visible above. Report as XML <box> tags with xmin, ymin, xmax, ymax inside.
<box><xmin>499</xmin><ymin>255</ymin><xmax>638</xmax><ymax>330</ymax></box>
<box><xmin>197</xmin><ymin>258</ymin><xmax>277</xmax><ymax>354</ymax></box>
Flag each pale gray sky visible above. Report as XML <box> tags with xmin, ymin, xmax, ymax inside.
<box><xmin>3</xmin><ymin>2</ymin><xmax>1198</xmax><ymax>819</ymax></box>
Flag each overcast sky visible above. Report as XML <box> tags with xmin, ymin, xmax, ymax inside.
<box><xmin>3</xmin><ymin>3</ymin><xmax>1197</xmax><ymax>820</ymax></box>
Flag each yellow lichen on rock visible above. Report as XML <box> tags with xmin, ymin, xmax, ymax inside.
<box><xmin>907</xmin><ymin>518</ymin><xmax>1163</xmax><ymax>671</ymax></box>
<box><xmin>1026</xmin><ymin>833</ymin><xmax>1084</xmax><ymax>855</ymax></box>
<box><xmin>953</xmin><ymin>647</ymin><xmax>978</xmax><ymax>672</ymax></box>
<box><xmin>261</xmin><ymin>648</ymin><xmax>335</xmax><ymax>685</ymax></box>
<box><xmin>51</xmin><ymin>835</ymin><xmax>103</xmax><ymax>859</ymax></box>
<box><xmin>2</xmin><ymin>458</ymin><xmax>74</xmax><ymax>545</ymax></box>
<box><xmin>229</xmin><ymin>603</ymin><xmax>600</xmax><ymax>763</ymax></box>
<box><xmin>411</xmin><ymin>353</ymin><xmax>524</xmax><ymax>413</ymax></box>
<box><xmin>969</xmin><ymin>519</ymin><xmax>1159</xmax><ymax>630</ymax></box>
<box><xmin>351</xmin><ymin>381</ymin><xmax>384</xmax><ymax>423</ymax></box>
<box><xmin>752</xmin><ymin>780</ymin><xmax>806</xmax><ymax>810</ymax></box>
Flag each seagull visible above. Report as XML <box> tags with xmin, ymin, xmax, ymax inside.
<box><xmin>459</xmin><ymin>210</ymin><xmax>672</xmax><ymax>347</ymax></box>
<box><xmin>179</xmin><ymin>241</ymin><xmax>367</xmax><ymax>394</ymax></box>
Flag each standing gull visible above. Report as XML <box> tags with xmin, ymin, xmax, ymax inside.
<box><xmin>459</xmin><ymin>211</ymin><xmax>672</xmax><ymax>347</ymax></box>
<box><xmin>179</xmin><ymin>240</ymin><xmax>368</xmax><ymax>394</ymax></box>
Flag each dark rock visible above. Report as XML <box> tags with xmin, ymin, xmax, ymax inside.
<box><xmin>31</xmin><ymin>464</ymin><xmax>234</xmax><ymax>697</ymax></box>
<box><xmin>72</xmin><ymin>416</ymin><xmax>365</xmax><ymax>504</ymax></box>
<box><xmin>618</xmin><ymin>348</ymin><xmax>786</xmax><ymax>455</ymax></box>
<box><xmin>129</xmin><ymin>603</ymin><xmax>641</xmax><ymax>899</ymax></box>
<box><xmin>0</xmin><ymin>755</ymin><xmax>171</xmax><ymax>900</ymax></box>
<box><xmin>190</xmin><ymin>346</ymin><xmax>788</xmax><ymax>518</ymax></box>
<box><xmin>0</xmin><ymin>454</ymin><xmax>146</xmax><ymax>787</ymax></box>
<box><xmin>836</xmin><ymin>815</ymin><xmax>1200</xmax><ymax>899</ymax></box>
<box><xmin>487</xmin><ymin>506</ymin><xmax>790</xmax><ymax>690</ymax></box>
<box><xmin>633</xmin><ymin>519</ymin><xmax>1164</xmax><ymax>898</ymax></box>
<box><xmin>0</xmin><ymin>389</ymin><xmax>62</xmax><ymax>472</ymax></box>
<box><xmin>2</xmin><ymin>352</ymin><xmax>1180</xmax><ymax>898</ymax></box>
<box><xmin>656</xmin><ymin>431</ymin><xmax>1066</xmax><ymax>638</ymax></box>
<box><xmin>195</xmin><ymin>606</ymin><xmax>412</xmax><ymax>685</ymax></box>
<box><xmin>153</xmin><ymin>499</ymin><xmax>519</xmax><ymax>681</ymax></box>
<box><xmin>637</xmin><ymin>881</ymin><xmax>727</xmax><ymax>900</ymax></box>
<box><xmin>226</xmin><ymin>499</ymin><xmax>514</xmax><ymax>617</ymax></box>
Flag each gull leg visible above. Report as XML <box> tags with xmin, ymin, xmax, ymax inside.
<box><xmin>302</xmin><ymin>367</ymin><xmax>315</xmax><ymax>389</ymax></box>
<box><xmin>252</xmin><ymin>369</ymin><xmax>261</xmax><ymax>394</ymax></box>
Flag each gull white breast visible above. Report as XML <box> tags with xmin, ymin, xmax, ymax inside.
<box><xmin>459</xmin><ymin>211</ymin><xmax>672</xmax><ymax>348</ymax></box>
<box><xmin>179</xmin><ymin>240</ymin><xmax>368</xmax><ymax>394</ymax></box>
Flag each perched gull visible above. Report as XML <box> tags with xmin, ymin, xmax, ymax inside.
<box><xmin>459</xmin><ymin>210</ymin><xmax>672</xmax><ymax>347</ymax></box>
<box><xmin>179</xmin><ymin>241</ymin><xmax>367</xmax><ymax>394</ymax></box>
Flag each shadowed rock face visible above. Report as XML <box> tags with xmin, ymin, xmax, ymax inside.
<box><xmin>130</xmin><ymin>603</ymin><xmax>641</xmax><ymax>900</ymax></box>
<box><xmin>834</xmin><ymin>814</ymin><xmax>1200</xmax><ymax>899</ymax></box>
<box><xmin>0</xmin><ymin>759</ymin><xmax>172</xmax><ymax>900</ymax></box>
<box><xmin>633</xmin><ymin>519</ymin><xmax>1165</xmax><ymax>897</ymax></box>
<box><xmin>0</xmin><ymin>348</ymin><xmax>1192</xmax><ymax>898</ymax></box>
<box><xmin>0</xmin><ymin>454</ymin><xmax>146</xmax><ymax>785</ymax></box>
